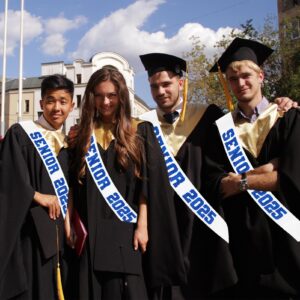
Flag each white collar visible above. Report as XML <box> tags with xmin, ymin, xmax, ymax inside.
<box><xmin>37</xmin><ymin>114</ymin><xmax>63</xmax><ymax>133</ymax></box>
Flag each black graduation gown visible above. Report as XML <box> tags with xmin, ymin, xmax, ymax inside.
<box><xmin>72</xmin><ymin>121</ymin><xmax>186</xmax><ymax>300</ymax></box>
<box><xmin>0</xmin><ymin>124</ymin><xmax>73</xmax><ymax>300</ymax></box>
<box><xmin>164</xmin><ymin>104</ymin><xmax>237</xmax><ymax>298</ymax></box>
<box><xmin>203</xmin><ymin>108</ymin><xmax>300</xmax><ymax>297</ymax></box>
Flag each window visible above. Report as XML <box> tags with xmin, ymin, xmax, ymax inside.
<box><xmin>76</xmin><ymin>74</ymin><xmax>82</xmax><ymax>84</ymax></box>
<box><xmin>77</xmin><ymin>95</ymin><xmax>82</xmax><ymax>108</ymax></box>
<box><xmin>24</xmin><ymin>99</ymin><xmax>30</xmax><ymax>113</ymax></box>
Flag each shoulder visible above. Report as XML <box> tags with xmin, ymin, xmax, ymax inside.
<box><xmin>7</xmin><ymin>123</ymin><xmax>24</xmax><ymax>135</ymax></box>
<box><xmin>203</xmin><ymin>104</ymin><xmax>224</xmax><ymax>120</ymax></box>
<box><xmin>129</xmin><ymin>117</ymin><xmax>154</xmax><ymax>139</ymax></box>
<box><xmin>186</xmin><ymin>103</ymin><xmax>224</xmax><ymax>130</ymax></box>
<box><xmin>132</xmin><ymin>117</ymin><xmax>153</xmax><ymax>130</ymax></box>
<box><xmin>187</xmin><ymin>103</ymin><xmax>223</xmax><ymax>121</ymax></box>
<box><xmin>283</xmin><ymin>106</ymin><xmax>300</xmax><ymax>118</ymax></box>
<box><xmin>0</xmin><ymin>123</ymin><xmax>32</xmax><ymax>160</ymax></box>
<box><xmin>206</xmin><ymin>103</ymin><xmax>224</xmax><ymax>114</ymax></box>
<box><xmin>4</xmin><ymin>123</ymin><xmax>29</xmax><ymax>144</ymax></box>
<box><xmin>280</xmin><ymin>107</ymin><xmax>300</xmax><ymax>128</ymax></box>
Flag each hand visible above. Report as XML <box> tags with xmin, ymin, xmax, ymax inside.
<box><xmin>220</xmin><ymin>172</ymin><xmax>241</xmax><ymax>198</ymax></box>
<box><xmin>269</xmin><ymin>158</ymin><xmax>278</xmax><ymax>171</ymax></box>
<box><xmin>64</xmin><ymin>210</ymin><xmax>76</xmax><ymax>249</ymax></box>
<box><xmin>67</xmin><ymin>124</ymin><xmax>79</xmax><ymax>145</ymax></box>
<box><xmin>248</xmin><ymin>158</ymin><xmax>278</xmax><ymax>175</ymax></box>
<box><xmin>133</xmin><ymin>225</ymin><xmax>148</xmax><ymax>253</ymax></box>
<box><xmin>33</xmin><ymin>191</ymin><xmax>61</xmax><ymax>220</ymax></box>
<box><xmin>274</xmin><ymin>97</ymin><xmax>298</xmax><ymax>112</ymax></box>
<box><xmin>258</xmin><ymin>158</ymin><xmax>278</xmax><ymax>173</ymax></box>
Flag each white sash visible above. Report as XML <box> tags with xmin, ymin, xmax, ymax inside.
<box><xmin>20</xmin><ymin>121</ymin><xmax>68</xmax><ymax>218</ymax></box>
<box><xmin>216</xmin><ymin>112</ymin><xmax>300</xmax><ymax>242</ymax></box>
<box><xmin>85</xmin><ymin>132</ymin><xmax>137</xmax><ymax>223</ymax></box>
<box><xmin>139</xmin><ymin>110</ymin><xmax>229</xmax><ymax>243</ymax></box>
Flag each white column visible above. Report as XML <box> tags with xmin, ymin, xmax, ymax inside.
<box><xmin>18</xmin><ymin>0</ymin><xmax>25</xmax><ymax>122</ymax></box>
<box><xmin>1</xmin><ymin>0</ymin><xmax>8</xmax><ymax>136</ymax></box>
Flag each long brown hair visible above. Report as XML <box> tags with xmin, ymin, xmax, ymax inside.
<box><xmin>71</xmin><ymin>67</ymin><xmax>144</xmax><ymax>181</ymax></box>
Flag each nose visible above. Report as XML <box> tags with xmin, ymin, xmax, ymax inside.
<box><xmin>237</xmin><ymin>78</ymin><xmax>245</xmax><ymax>86</ymax></box>
<box><xmin>103</xmin><ymin>96</ymin><xmax>110</xmax><ymax>105</ymax></box>
<box><xmin>157</xmin><ymin>86</ymin><xmax>165</xmax><ymax>96</ymax></box>
<box><xmin>53</xmin><ymin>101</ymin><xmax>61</xmax><ymax>111</ymax></box>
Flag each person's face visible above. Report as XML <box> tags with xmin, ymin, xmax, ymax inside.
<box><xmin>226</xmin><ymin>64</ymin><xmax>264</xmax><ymax>104</ymax></box>
<box><xmin>40</xmin><ymin>89</ymin><xmax>74</xmax><ymax>129</ymax></box>
<box><xmin>94</xmin><ymin>80</ymin><xmax>119</xmax><ymax>123</ymax></box>
<box><xmin>149</xmin><ymin>70</ymin><xmax>183</xmax><ymax>113</ymax></box>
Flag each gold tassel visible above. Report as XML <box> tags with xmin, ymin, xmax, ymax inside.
<box><xmin>56</xmin><ymin>225</ymin><xmax>65</xmax><ymax>300</ymax></box>
<box><xmin>217</xmin><ymin>64</ymin><xmax>234</xmax><ymax>111</ymax></box>
<box><xmin>57</xmin><ymin>263</ymin><xmax>65</xmax><ymax>300</ymax></box>
<box><xmin>180</xmin><ymin>67</ymin><xmax>188</xmax><ymax>122</ymax></box>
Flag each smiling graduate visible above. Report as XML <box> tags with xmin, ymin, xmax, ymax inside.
<box><xmin>0</xmin><ymin>75</ymin><xmax>75</xmax><ymax>300</ymax></box>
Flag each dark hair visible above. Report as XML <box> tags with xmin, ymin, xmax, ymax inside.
<box><xmin>71</xmin><ymin>67</ymin><xmax>144</xmax><ymax>180</ymax></box>
<box><xmin>41</xmin><ymin>74</ymin><xmax>74</xmax><ymax>98</ymax></box>
<box><xmin>102</xmin><ymin>64</ymin><xmax>118</xmax><ymax>71</ymax></box>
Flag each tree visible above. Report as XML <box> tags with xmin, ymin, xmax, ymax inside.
<box><xmin>182</xmin><ymin>36</ymin><xmax>212</xmax><ymax>105</ymax></box>
<box><xmin>276</xmin><ymin>16</ymin><xmax>300</xmax><ymax>101</ymax></box>
<box><xmin>183</xmin><ymin>17</ymin><xmax>300</xmax><ymax>108</ymax></box>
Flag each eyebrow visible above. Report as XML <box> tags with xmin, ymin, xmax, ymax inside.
<box><xmin>228</xmin><ymin>71</ymin><xmax>252</xmax><ymax>79</ymax></box>
<box><xmin>150</xmin><ymin>80</ymin><xmax>172</xmax><ymax>87</ymax></box>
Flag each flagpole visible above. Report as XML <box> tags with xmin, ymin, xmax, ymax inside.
<box><xmin>1</xmin><ymin>0</ymin><xmax>8</xmax><ymax>136</ymax></box>
<box><xmin>18</xmin><ymin>0</ymin><xmax>24</xmax><ymax>122</ymax></box>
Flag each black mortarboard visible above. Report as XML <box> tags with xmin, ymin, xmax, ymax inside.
<box><xmin>139</xmin><ymin>53</ymin><xmax>187</xmax><ymax>77</ymax></box>
<box><xmin>210</xmin><ymin>38</ymin><xmax>274</xmax><ymax>72</ymax></box>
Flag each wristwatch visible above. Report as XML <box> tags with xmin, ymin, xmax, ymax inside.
<box><xmin>239</xmin><ymin>172</ymin><xmax>249</xmax><ymax>191</ymax></box>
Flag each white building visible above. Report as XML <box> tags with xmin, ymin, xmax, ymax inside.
<box><xmin>0</xmin><ymin>52</ymin><xmax>150</xmax><ymax>134</ymax></box>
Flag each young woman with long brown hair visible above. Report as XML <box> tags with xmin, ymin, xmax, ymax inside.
<box><xmin>66</xmin><ymin>66</ymin><xmax>185</xmax><ymax>300</ymax></box>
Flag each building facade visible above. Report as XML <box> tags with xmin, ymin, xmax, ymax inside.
<box><xmin>0</xmin><ymin>52</ymin><xmax>149</xmax><ymax>134</ymax></box>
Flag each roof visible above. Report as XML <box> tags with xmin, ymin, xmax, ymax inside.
<box><xmin>134</xmin><ymin>94</ymin><xmax>150</xmax><ymax>109</ymax></box>
<box><xmin>1</xmin><ymin>77</ymin><xmax>43</xmax><ymax>91</ymax></box>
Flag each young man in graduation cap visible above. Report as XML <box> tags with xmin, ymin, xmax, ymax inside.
<box><xmin>205</xmin><ymin>37</ymin><xmax>300</xmax><ymax>298</ymax></box>
<box><xmin>139</xmin><ymin>53</ymin><xmax>241</xmax><ymax>299</ymax></box>
<box><xmin>0</xmin><ymin>75</ymin><xmax>75</xmax><ymax>300</ymax></box>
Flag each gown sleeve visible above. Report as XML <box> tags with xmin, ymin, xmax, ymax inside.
<box><xmin>0</xmin><ymin>125</ymin><xmax>35</xmax><ymax>296</ymax></box>
<box><xmin>137</xmin><ymin>121</ymin><xmax>187</xmax><ymax>288</ymax></box>
<box><xmin>277</xmin><ymin>108</ymin><xmax>300</xmax><ymax>218</ymax></box>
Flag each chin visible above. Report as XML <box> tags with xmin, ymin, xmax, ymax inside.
<box><xmin>50</xmin><ymin>120</ymin><xmax>63</xmax><ymax>129</ymax></box>
<box><xmin>161</xmin><ymin>102</ymin><xmax>173</xmax><ymax>109</ymax></box>
<box><xmin>238</xmin><ymin>94</ymin><xmax>252</xmax><ymax>102</ymax></box>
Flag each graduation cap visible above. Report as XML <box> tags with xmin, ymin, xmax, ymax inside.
<box><xmin>139</xmin><ymin>53</ymin><xmax>187</xmax><ymax>77</ymax></box>
<box><xmin>210</xmin><ymin>38</ymin><xmax>273</xmax><ymax>111</ymax></box>
<box><xmin>139</xmin><ymin>53</ymin><xmax>188</xmax><ymax>121</ymax></box>
<box><xmin>210</xmin><ymin>37</ymin><xmax>274</xmax><ymax>73</ymax></box>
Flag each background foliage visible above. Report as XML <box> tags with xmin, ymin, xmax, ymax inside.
<box><xmin>183</xmin><ymin>17</ymin><xmax>300</xmax><ymax>109</ymax></box>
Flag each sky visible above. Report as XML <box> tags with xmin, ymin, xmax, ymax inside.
<box><xmin>0</xmin><ymin>0</ymin><xmax>278</xmax><ymax>107</ymax></box>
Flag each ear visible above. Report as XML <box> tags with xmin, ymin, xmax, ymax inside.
<box><xmin>39</xmin><ymin>99</ymin><xmax>44</xmax><ymax>110</ymax></box>
<box><xmin>70</xmin><ymin>101</ymin><xmax>75</xmax><ymax>112</ymax></box>
<box><xmin>258</xmin><ymin>70</ymin><xmax>264</xmax><ymax>84</ymax></box>
<box><xmin>178</xmin><ymin>78</ymin><xmax>184</xmax><ymax>91</ymax></box>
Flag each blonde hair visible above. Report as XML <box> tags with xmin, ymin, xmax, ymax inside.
<box><xmin>226</xmin><ymin>60</ymin><xmax>262</xmax><ymax>76</ymax></box>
